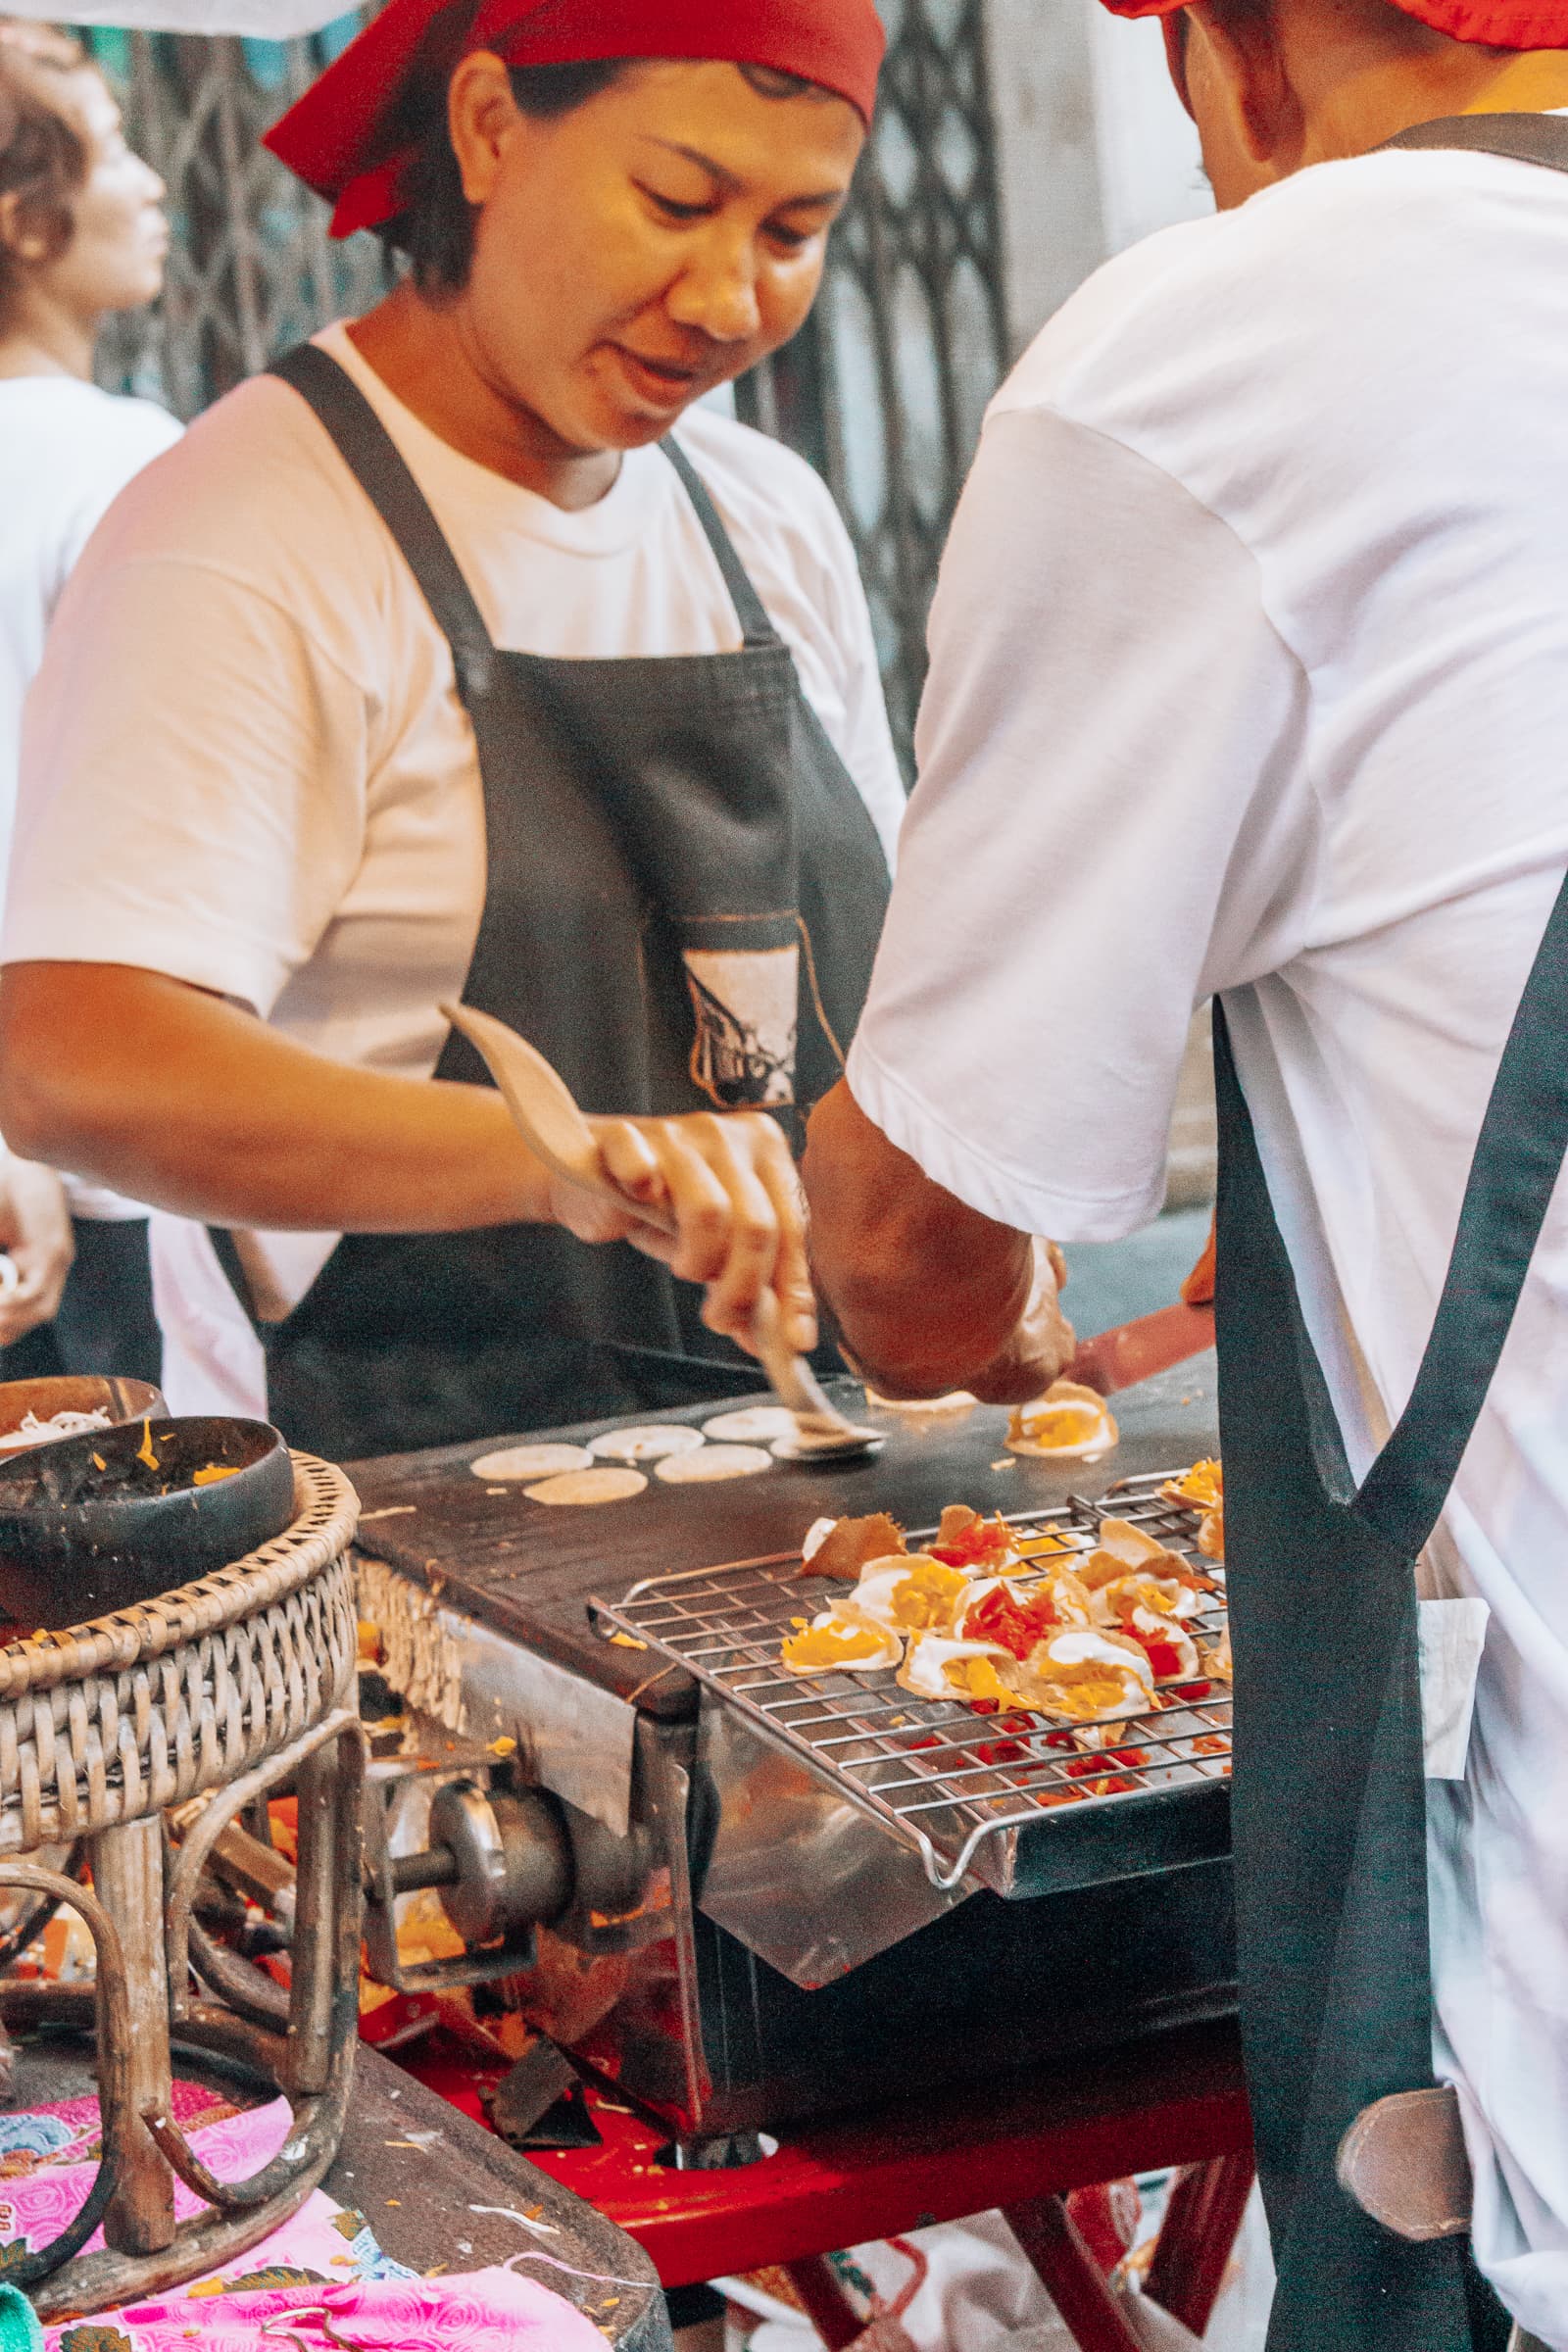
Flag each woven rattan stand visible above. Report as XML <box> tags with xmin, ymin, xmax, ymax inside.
<box><xmin>0</xmin><ymin>1454</ymin><xmax>363</xmax><ymax>2321</ymax></box>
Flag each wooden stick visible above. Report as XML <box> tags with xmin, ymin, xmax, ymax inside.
<box><xmin>89</xmin><ymin>1816</ymin><xmax>176</xmax><ymax>2254</ymax></box>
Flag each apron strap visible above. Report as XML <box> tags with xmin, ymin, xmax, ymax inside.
<box><xmin>272</xmin><ymin>348</ymin><xmax>782</xmax><ymax>671</ymax></box>
<box><xmin>1383</xmin><ymin>112</ymin><xmax>1568</xmax><ymax>171</ymax></box>
<box><xmin>661</xmin><ymin>435</ymin><xmax>781</xmax><ymax>653</ymax></box>
<box><xmin>1355</xmin><ymin>864</ymin><xmax>1568</xmax><ymax>1555</ymax></box>
<box><xmin>270</xmin><ymin>343</ymin><xmax>499</xmax><ymax>701</ymax></box>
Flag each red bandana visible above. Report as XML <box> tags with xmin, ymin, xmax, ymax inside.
<box><xmin>266</xmin><ymin>0</ymin><xmax>886</xmax><ymax>240</ymax></box>
<box><xmin>1099</xmin><ymin>0</ymin><xmax>1568</xmax><ymax>47</ymax></box>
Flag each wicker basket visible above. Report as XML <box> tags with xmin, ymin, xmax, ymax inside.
<box><xmin>0</xmin><ymin>1455</ymin><xmax>358</xmax><ymax>1853</ymax></box>
<box><xmin>0</xmin><ymin>1454</ymin><xmax>365</xmax><ymax>2318</ymax></box>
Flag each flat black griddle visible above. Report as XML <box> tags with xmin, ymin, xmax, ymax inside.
<box><xmin>347</xmin><ymin>1357</ymin><xmax>1219</xmax><ymax>1718</ymax></box>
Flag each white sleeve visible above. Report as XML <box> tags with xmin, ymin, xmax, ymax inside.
<box><xmin>847</xmin><ymin>407</ymin><xmax>1319</xmax><ymax>1242</ymax></box>
<box><xmin>5</xmin><ymin>552</ymin><xmax>370</xmax><ymax>1017</ymax></box>
<box><xmin>43</xmin><ymin>406</ymin><xmax>183</xmax><ymax>625</ymax></box>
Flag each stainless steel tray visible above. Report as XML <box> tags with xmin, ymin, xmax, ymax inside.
<box><xmin>594</xmin><ymin>1473</ymin><xmax>1232</xmax><ymax>1901</ymax></box>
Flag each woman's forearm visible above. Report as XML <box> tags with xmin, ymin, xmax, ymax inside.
<box><xmin>0</xmin><ymin>962</ymin><xmax>555</xmax><ymax>1231</ymax></box>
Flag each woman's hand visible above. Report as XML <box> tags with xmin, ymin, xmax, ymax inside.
<box><xmin>0</xmin><ymin>1156</ymin><xmax>74</xmax><ymax>1347</ymax></box>
<box><xmin>548</xmin><ymin>1111</ymin><xmax>817</xmax><ymax>1357</ymax></box>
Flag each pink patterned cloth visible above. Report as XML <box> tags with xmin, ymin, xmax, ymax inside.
<box><xmin>49</xmin><ymin>2270</ymin><xmax>612</xmax><ymax>2350</ymax></box>
<box><xmin>0</xmin><ymin>2080</ymin><xmax>237</xmax><ymax>2179</ymax></box>
<box><xmin>4</xmin><ymin>2094</ymin><xmax>620</xmax><ymax>2352</ymax></box>
<box><xmin>0</xmin><ymin>2099</ymin><xmax>298</xmax><ymax>2264</ymax></box>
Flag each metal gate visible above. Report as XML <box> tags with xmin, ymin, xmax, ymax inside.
<box><xmin>82</xmin><ymin>3</ymin><xmax>1009</xmax><ymax>759</ymax></box>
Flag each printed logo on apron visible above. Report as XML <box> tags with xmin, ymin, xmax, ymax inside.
<box><xmin>684</xmin><ymin>945</ymin><xmax>800</xmax><ymax>1107</ymax></box>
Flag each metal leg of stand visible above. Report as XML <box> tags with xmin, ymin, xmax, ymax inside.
<box><xmin>1144</xmin><ymin>2153</ymin><xmax>1256</xmax><ymax>2334</ymax></box>
<box><xmin>784</xmin><ymin>2255</ymin><xmax>868</xmax><ymax>2349</ymax></box>
<box><xmin>1004</xmin><ymin>2195</ymin><xmax>1147</xmax><ymax>2352</ymax></box>
<box><xmin>88</xmin><ymin>1816</ymin><xmax>176</xmax><ymax>2255</ymax></box>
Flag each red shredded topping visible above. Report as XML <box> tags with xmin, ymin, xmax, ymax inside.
<box><xmin>964</xmin><ymin>1583</ymin><xmax>1059</xmax><ymax>1661</ymax></box>
<box><xmin>932</xmin><ymin>1513</ymin><xmax>1016</xmax><ymax>1570</ymax></box>
<box><xmin>1137</xmin><ymin>1638</ymin><xmax>1186</xmax><ymax>1681</ymax></box>
<box><xmin>1066</xmin><ymin>1748</ymin><xmax>1143</xmax><ymax>1777</ymax></box>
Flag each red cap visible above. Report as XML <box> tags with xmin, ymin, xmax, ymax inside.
<box><xmin>1100</xmin><ymin>0</ymin><xmax>1568</xmax><ymax>46</ymax></box>
<box><xmin>266</xmin><ymin>0</ymin><xmax>886</xmax><ymax>240</ymax></box>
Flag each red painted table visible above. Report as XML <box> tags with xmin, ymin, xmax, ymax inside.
<box><xmin>393</xmin><ymin>2013</ymin><xmax>1256</xmax><ymax>2351</ymax></box>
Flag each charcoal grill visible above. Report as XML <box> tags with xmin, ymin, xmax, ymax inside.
<box><xmin>347</xmin><ymin>1363</ymin><xmax>1237</xmax><ymax>2141</ymax></box>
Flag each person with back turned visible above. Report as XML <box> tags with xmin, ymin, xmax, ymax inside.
<box><xmin>804</xmin><ymin>0</ymin><xmax>1568</xmax><ymax>2340</ymax></box>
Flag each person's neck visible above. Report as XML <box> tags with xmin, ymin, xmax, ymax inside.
<box><xmin>1301</xmin><ymin>45</ymin><xmax>1568</xmax><ymax>172</ymax></box>
<box><xmin>0</xmin><ymin>299</ymin><xmax>96</xmax><ymax>383</ymax></box>
<box><xmin>348</xmin><ymin>282</ymin><xmax>619</xmax><ymax>511</ymax></box>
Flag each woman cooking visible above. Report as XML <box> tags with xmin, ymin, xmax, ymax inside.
<box><xmin>0</xmin><ymin>0</ymin><xmax>902</xmax><ymax>1459</ymax></box>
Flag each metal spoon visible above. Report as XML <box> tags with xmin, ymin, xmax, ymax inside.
<box><xmin>443</xmin><ymin>1004</ymin><xmax>884</xmax><ymax>1461</ymax></box>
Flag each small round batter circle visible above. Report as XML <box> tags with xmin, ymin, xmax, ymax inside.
<box><xmin>703</xmin><ymin>1406</ymin><xmax>800</xmax><ymax>1446</ymax></box>
<box><xmin>655</xmin><ymin>1445</ymin><xmax>773</xmax><ymax>1486</ymax></box>
<box><xmin>589</xmin><ymin>1425</ymin><xmax>707</xmax><ymax>1464</ymax></box>
<box><xmin>470</xmin><ymin>1443</ymin><xmax>593</xmax><ymax>1482</ymax></box>
<box><xmin>524</xmin><ymin>1467</ymin><xmax>649</xmax><ymax>1506</ymax></box>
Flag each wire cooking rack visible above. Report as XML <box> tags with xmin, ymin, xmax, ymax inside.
<box><xmin>594</xmin><ymin>1472</ymin><xmax>1232</xmax><ymax>1896</ymax></box>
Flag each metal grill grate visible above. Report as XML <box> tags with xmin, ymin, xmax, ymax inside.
<box><xmin>595</xmin><ymin>1473</ymin><xmax>1231</xmax><ymax>1894</ymax></box>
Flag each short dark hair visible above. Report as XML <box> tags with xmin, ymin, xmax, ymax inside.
<box><xmin>0</xmin><ymin>22</ymin><xmax>92</xmax><ymax>323</ymax></box>
<box><xmin>387</xmin><ymin>57</ymin><xmax>835</xmax><ymax>296</ymax></box>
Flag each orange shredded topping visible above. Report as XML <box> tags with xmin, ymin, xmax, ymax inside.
<box><xmin>884</xmin><ymin>1559</ymin><xmax>968</xmax><ymax>1631</ymax></box>
<box><xmin>1166</xmin><ymin>1458</ymin><xmax>1223</xmax><ymax>1510</ymax></box>
<box><xmin>782</xmin><ymin>1622</ymin><xmax>889</xmax><ymax>1672</ymax></box>
<box><xmin>1012</xmin><ymin>1403</ymin><xmax>1102</xmax><ymax>1447</ymax></box>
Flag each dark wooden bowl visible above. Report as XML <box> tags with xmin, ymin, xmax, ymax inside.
<box><xmin>0</xmin><ymin>1376</ymin><xmax>166</xmax><ymax>1458</ymax></box>
<box><xmin>0</xmin><ymin>1417</ymin><xmax>295</xmax><ymax>1630</ymax></box>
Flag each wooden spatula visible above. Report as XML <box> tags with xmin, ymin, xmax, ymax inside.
<box><xmin>442</xmin><ymin>1004</ymin><xmax>883</xmax><ymax>1460</ymax></box>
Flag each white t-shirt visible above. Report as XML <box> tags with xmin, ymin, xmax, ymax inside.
<box><xmin>849</xmin><ymin>137</ymin><xmax>1568</xmax><ymax>2339</ymax></box>
<box><xmin>0</xmin><ymin>374</ymin><xmax>181</xmax><ymax>1222</ymax></box>
<box><xmin>6</xmin><ymin>321</ymin><xmax>905</xmax><ymax>1411</ymax></box>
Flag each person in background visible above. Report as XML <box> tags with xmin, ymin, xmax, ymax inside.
<box><xmin>0</xmin><ymin>18</ymin><xmax>175</xmax><ymax>1384</ymax></box>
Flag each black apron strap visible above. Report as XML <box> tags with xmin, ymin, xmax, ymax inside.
<box><xmin>660</xmin><ymin>435</ymin><xmax>780</xmax><ymax>652</ymax></box>
<box><xmin>1384</xmin><ymin>111</ymin><xmax>1568</xmax><ymax>171</ymax></box>
<box><xmin>208</xmin><ymin>1222</ymin><xmax>260</xmax><ymax>1327</ymax></box>
<box><xmin>270</xmin><ymin>342</ymin><xmax>498</xmax><ymax>700</ymax></box>
<box><xmin>1353</xmin><ymin>875</ymin><xmax>1568</xmax><ymax>1561</ymax></box>
<box><xmin>274</xmin><ymin>347</ymin><xmax>783</xmax><ymax>667</ymax></box>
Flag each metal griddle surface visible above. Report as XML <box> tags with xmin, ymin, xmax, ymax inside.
<box><xmin>349</xmin><ymin>1355</ymin><xmax>1218</xmax><ymax>1718</ymax></box>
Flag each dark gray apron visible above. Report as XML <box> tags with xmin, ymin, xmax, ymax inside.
<box><xmin>1212</xmin><ymin>111</ymin><xmax>1568</xmax><ymax>2351</ymax></box>
<box><xmin>215</xmin><ymin>344</ymin><xmax>890</xmax><ymax>1461</ymax></box>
